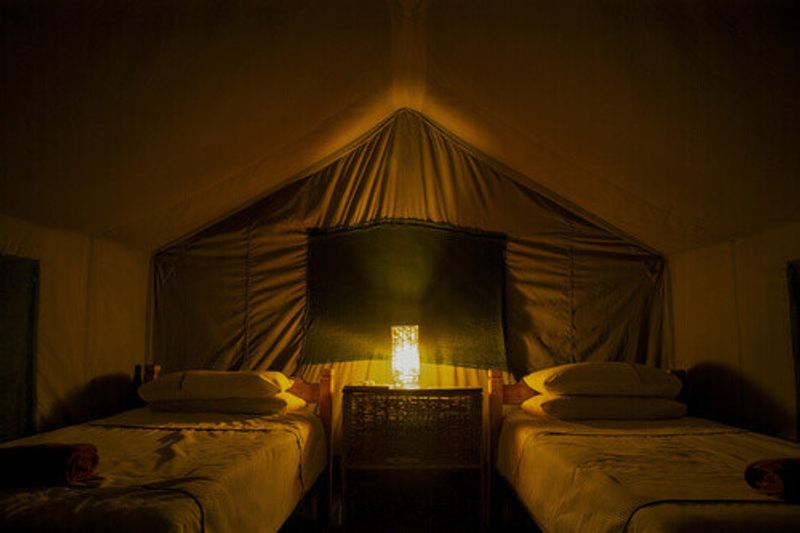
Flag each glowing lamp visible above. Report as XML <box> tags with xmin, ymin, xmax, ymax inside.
<box><xmin>391</xmin><ymin>325</ymin><xmax>420</xmax><ymax>387</ymax></box>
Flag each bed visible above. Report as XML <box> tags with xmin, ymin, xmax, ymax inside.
<box><xmin>488</xmin><ymin>370</ymin><xmax>800</xmax><ymax>532</ymax></box>
<box><xmin>0</xmin><ymin>369</ymin><xmax>332</xmax><ymax>533</ymax></box>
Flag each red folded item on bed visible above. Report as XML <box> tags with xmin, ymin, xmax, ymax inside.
<box><xmin>0</xmin><ymin>443</ymin><xmax>99</xmax><ymax>487</ymax></box>
<box><xmin>745</xmin><ymin>458</ymin><xmax>800</xmax><ymax>501</ymax></box>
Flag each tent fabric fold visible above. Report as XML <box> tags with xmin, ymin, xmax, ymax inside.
<box><xmin>153</xmin><ymin>109</ymin><xmax>664</xmax><ymax>378</ymax></box>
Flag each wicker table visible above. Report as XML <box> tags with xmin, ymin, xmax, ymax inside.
<box><xmin>341</xmin><ymin>385</ymin><xmax>485</xmax><ymax>531</ymax></box>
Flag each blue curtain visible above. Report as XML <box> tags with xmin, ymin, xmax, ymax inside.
<box><xmin>0</xmin><ymin>255</ymin><xmax>38</xmax><ymax>442</ymax></box>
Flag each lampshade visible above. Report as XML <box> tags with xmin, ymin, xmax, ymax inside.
<box><xmin>391</xmin><ymin>325</ymin><xmax>420</xmax><ymax>387</ymax></box>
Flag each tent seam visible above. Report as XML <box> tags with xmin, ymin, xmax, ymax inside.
<box><xmin>730</xmin><ymin>240</ymin><xmax>744</xmax><ymax>422</ymax></box>
<box><xmin>569</xmin><ymin>221</ymin><xmax>577</xmax><ymax>363</ymax></box>
<box><xmin>82</xmin><ymin>239</ymin><xmax>94</xmax><ymax>383</ymax></box>
<box><xmin>242</xmin><ymin>223</ymin><xmax>253</xmax><ymax>370</ymax></box>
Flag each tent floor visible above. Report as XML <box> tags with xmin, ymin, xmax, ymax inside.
<box><xmin>280</xmin><ymin>468</ymin><xmax>541</xmax><ymax>532</ymax></box>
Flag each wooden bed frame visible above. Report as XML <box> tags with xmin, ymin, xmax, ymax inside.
<box><xmin>488</xmin><ymin>369</ymin><xmax>535</xmax><ymax>462</ymax></box>
<box><xmin>287</xmin><ymin>367</ymin><xmax>334</xmax><ymax>441</ymax></box>
<box><xmin>0</xmin><ymin>368</ymin><xmax>337</xmax><ymax>532</ymax></box>
<box><xmin>285</xmin><ymin>368</ymin><xmax>335</xmax><ymax>524</ymax></box>
<box><xmin>486</xmin><ymin>368</ymin><xmax>800</xmax><ymax>532</ymax></box>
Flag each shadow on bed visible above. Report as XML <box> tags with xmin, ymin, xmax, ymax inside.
<box><xmin>41</xmin><ymin>373</ymin><xmax>138</xmax><ymax>431</ymax></box>
<box><xmin>687</xmin><ymin>362</ymin><xmax>793</xmax><ymax>440</ymax></box>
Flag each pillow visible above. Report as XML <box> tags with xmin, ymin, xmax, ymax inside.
<box><xmin>149</xmin><ymin>391</ymin><xmax>307</xmax><ymax>415</ymax></box>
<box><xmin>138</xmin><ymin>370</ymin><xmax>294</xmax><ymax>403</ymax></box>
<box><xmin>522</xmin><ymin>362</ymin><xmax>681</xmax><ymax>398</ymax></box>
<box><xmin>521</xmin><ymin>394</ymin><xmax>686</xmax><ymax>420</ymax></box>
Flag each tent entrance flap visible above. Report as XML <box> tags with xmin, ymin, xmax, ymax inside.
<box><xmin>302</xmin><ymin>222</ymin><xmax>507</xmax><ymax>369</ymax></box>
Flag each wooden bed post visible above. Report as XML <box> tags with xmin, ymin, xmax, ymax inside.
<box><xmin>488</xmin><ymin>371</ymin><xmax>538</xmax><ymax>465</ymax></box>
<box><xmin>488</xmin><ymin>369</ymin><xmax>504</xmax><ymax>464</ymax></box>
<box><xmin>319</xmin><ymin>367</ymin><xmax>333</xmax><ymax>442</ymax></box>
<box><xmin>285</xmin><ymin>368</ymin><xmax>335</xmax><ymax>524</ymax></box>
<box><xmin>316</xmin><ymin>367</ymin><xmax>334</xmax><ymax>527</ymax></box>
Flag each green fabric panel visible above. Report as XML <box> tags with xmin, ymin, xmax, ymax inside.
<box><xmin>0</xmin><ymin>255</ymin><xmax>38</xmax><ymax>442</ymax></box>
<box><xmin>303</xmin><ymin>222</ymin><xmax>507</xmax><ymax>369</ymax></box>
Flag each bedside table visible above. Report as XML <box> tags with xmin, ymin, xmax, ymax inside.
<box><xmin>341</xmin><ymin>385</ymin><xmax>485</xmax><ymax>531</ymax></box>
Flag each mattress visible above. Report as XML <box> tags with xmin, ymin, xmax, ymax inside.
<box><xmin>497</xmin><ymin>408</ymin><xmax>800</xmax><ymax>533</ymax></box>
<box><xmin>0</xmin><ymin>407</ymin><xmax>326</xmax><ymax>533</ymax></box>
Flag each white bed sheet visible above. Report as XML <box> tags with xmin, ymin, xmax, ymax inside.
<box><xmin>0</xmin><ymin>407</ymin><xmax>326</xmax><ymax>533</ymax></box>
<box><xmin>497</xmin><ymin>408</ymin><xmax>800</xmax><ymax>533</ymax></box>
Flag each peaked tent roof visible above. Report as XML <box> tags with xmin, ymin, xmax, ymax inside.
<box><xmin>165</xmin><ymin>108</ymin><xmax>656</xmax><ymax>253</ymax></box>
<box><xmin>154</xmin><ymin>108</ymin><xmax>665</xmax><ymax>374</ymax></box>
<box><xmin>2</xmin><ymin>0</ymin><xmax>799</xmax><ymax>253</ymax></box>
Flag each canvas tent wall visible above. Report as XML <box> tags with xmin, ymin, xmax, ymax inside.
<box><xmin>671</xmin><ymin>227</ymin><xmax>800</xmax><ymax>440</ymax></box>
<box><xmin>153</xmin><ymin>109</ymin><xmax>664</xmax><ymax>387</ymax></box>
<box><xmin>0</xmin><ymin>214</ymin><xmax>150</xmax><ymax>431</ymax></box>
<box><xmin>3</xmin><ymin>0</ymin><xmax>798</xmax><ymax>441</ymax></box>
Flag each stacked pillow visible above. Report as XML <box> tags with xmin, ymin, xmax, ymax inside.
<box><xmin>138</xmin><ymin>370</ymin><xmax>306</xmax><ymax>415</ymax></box>
<box><xmin>520</xmin><ymin>362</ymin><xmax>685</xmax><ymax>420</ymax></box>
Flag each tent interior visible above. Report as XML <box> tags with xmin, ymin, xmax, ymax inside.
<box><xmin>2</xmin><ymin>0</ymin><xmax>800</xmax><ymax>530</ymax></box>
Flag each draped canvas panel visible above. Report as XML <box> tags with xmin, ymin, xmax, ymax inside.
<box><xmin>154</xmin><ymin>109</ymin><xmax>664</xmax><ymax>378</ymax></box>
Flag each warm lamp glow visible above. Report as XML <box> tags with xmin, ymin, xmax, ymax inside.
<box><xmin>391</xmin><ymin>325</ymin><xmax>420</xmax><ymax>387</ymax></box>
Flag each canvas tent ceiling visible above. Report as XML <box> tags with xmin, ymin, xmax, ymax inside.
<box><xmin>2</xmin><ymin>0</ymin><xmax>799</xmax><ymax>254</ymax></box>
